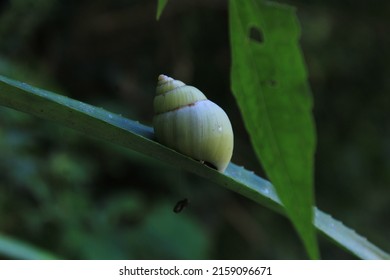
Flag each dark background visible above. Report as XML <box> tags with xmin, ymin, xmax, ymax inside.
<box><xmin>0</xmin><ymin>0</ymin><xmax>389</xmax><ymax>259</ymax></box>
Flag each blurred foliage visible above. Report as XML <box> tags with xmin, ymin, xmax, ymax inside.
<box><xmin>0</xmin><ymin>0</ymin><xmax>389</xmax><ymax>259</ymax></box>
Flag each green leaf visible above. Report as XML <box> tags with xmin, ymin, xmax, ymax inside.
<box><xmin>229</xmin><ymin>0</ymin><xmax>318</xmax><ymax>258</ymax></box>
<box><xmin>156</xmin><ymin>0</ymin><xmax>169</xmax><ymax>20</ymax></box>
<box><xmin>0</xmin><ymin>74</ymin><xmax>389</xmax><ymax>260</ymax></box>
<box><xmin>0</xmin><ymin>233</ymin><xmax>58</xmax><ymax>259</ymax></box>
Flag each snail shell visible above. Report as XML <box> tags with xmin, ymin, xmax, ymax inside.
<box><xmin>153</xmin><ymin>74</ymin><xmax>233</xmax><ymax>172</ymax></box>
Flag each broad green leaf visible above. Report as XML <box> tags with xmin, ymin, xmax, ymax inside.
<box><xmin>229</xmin><ymin>0</ymin><xmax>318</xmax><ymax>258</ymax></box>
<box><xmin>0</xmin><ymin>75</ymin><xmax>389</xmax><ymax>260</ymax></box>
<box><xmin>156</xmin><ymin>0</ymin><xmax>169</xmax><ymax>20</ymax></box>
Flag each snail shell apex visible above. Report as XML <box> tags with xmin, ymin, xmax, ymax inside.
<box><xmin>153</xmin><ymin>74</ymin><xmax>234</xmax><ymax>172</ymax></box>
<box><xmin>154</xmin><ymin>75</ymin><xmax>206</xmax><ymax>114</ymax></box>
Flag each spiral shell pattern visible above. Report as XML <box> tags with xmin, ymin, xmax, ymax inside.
<box><xmin>153</xmin><ymin>75</ymin><xmax>233</xmax><ymax>172</ymax></box>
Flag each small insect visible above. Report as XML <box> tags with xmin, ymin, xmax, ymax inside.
<box><xmin>173</xmin><ymin>198</ymin><xmax>189</xmax><ymax>213</ymax></box>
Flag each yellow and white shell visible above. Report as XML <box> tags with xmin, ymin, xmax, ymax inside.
<box><xmin>153</xmin><ymin>74</ymin><xmax>233</xmax><ymax>172</ymax></box>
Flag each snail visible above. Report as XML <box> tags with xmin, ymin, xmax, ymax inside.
<box><xmin>153</xmin><ymin>74</ymin><xmax>234</xmax><ymax>172</ymax></box>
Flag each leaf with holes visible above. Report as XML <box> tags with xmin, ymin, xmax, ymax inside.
<box><xmin>229</xmin><ymin>0</ymin><xmax>318</xmax><ymax>258</ymax></box>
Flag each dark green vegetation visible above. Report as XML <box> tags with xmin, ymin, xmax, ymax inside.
<box><xmin>0</xmin><ymin>0</ymin><xmax>389</xmax><ymax>259</ymax></box>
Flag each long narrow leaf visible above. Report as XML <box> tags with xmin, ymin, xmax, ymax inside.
<box><xmin>156</xmin><ymin>0</ymin><xmax>169</xmax><ymax>20</ymax></box>
<box><xmin>0</xmin><ymin>75</ymin><xmax>389</xmax><ymax>259</ymax></box>
<box><xmin>0</xmin><ymin>233</ymin><xmax>58</xmax><ymax>260</ymax></box>
<box><xmin>230</xmin><ymin>0</ymin><xmax>318</xmax><ymax>258</ymax></box>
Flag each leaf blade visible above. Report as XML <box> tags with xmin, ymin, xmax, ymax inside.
<box><xmin>1</xmin><ymin>74</ymin><xmax>389</xmax><ymax>260</ymax></box>
<box><xmin>156</xmin><ymin>0</ymin><xmax>169</xmax><ymax>20</ymax></box>
<box><xmin>0</xmin><ymin>233</ymin><xmax>58</xmax><ymax>260</ymax></box>
<box><xmin>229</xmin><ymin>0</ymin><xmax>318</xmax><ymax>258</ymax></box>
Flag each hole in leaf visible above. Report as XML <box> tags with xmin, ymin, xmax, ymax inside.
<box><xmin>248</xmin><ymin>26</ymin><xmax>263</xmax><ymax>43</ymax></box>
